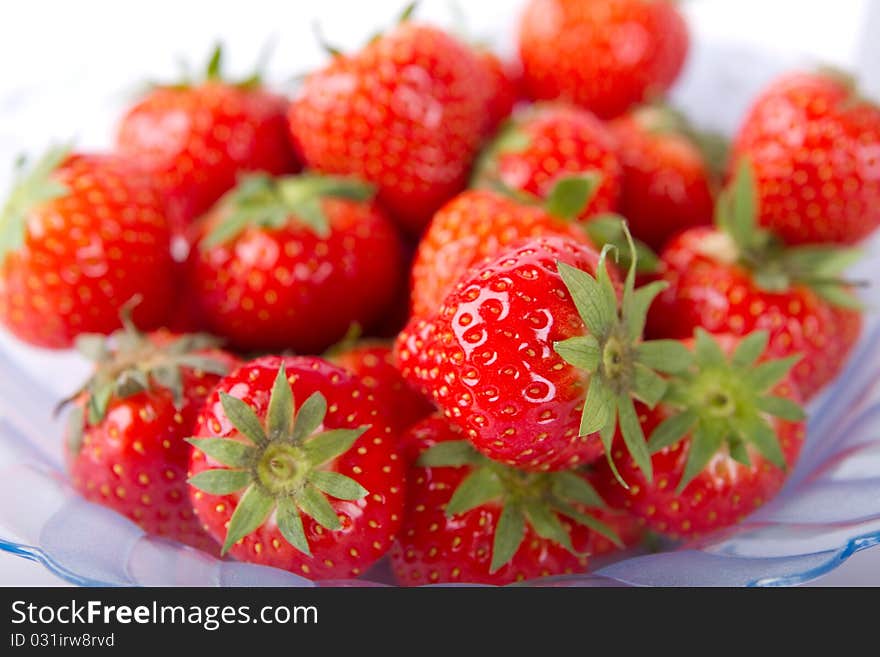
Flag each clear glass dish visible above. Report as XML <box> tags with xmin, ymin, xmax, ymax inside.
<box><xmin>0</xmin><ymin>41</ymin><xmax>879</xmax><ymax>587</ymax></box>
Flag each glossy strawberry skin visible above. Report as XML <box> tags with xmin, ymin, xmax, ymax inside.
<box><xmin>0</xmin><ymin>154</ymin><xmax>176</xmax><ymax>349</ymax></box>
<box><xmin>390</xmin><ymin>416</ymin><xmax>591</xmax><ymax>585</ymax></box>
<box><xmin>732</xmin><ymin>72</ymin><xmax>880</xmax><ymax>245</ymax></box>
<box><xmin>518</xmin><ymin>0</ymin><xmax>689</xmax><ymax>119</ymax></box>
<box><xmin>398</xmin><ymin>235</ymin><xmax>612</xmax><ymax>471</ymax></box>
<box><xmin>647</xmin><ymin>227</ymin><xmax>862</xmax><ymax>400</ymax></box>
<box><xmin>478</xmin><ymin>104</ymin><xmax>622</xmax><ymax>221</ymax></box>
<box><xmin>477</xmin><ymin>49</ymin><xmax>519</xmax><ymax>135</ymax></box>
<box><xmin>330</xmin><ymin>343</ymin><xmax>434</xmax><ymax>435</ymax></box>
<box><xmin>410</xmin><ymin>189</ymin><xmax>588</xmax><ymax>318</ymax></box>
<box><xmin>67</xmin><ymin>336</ymin><xmax>239</xmax><ymax>554</ymax></box>
<box><xmin>188</xmin><ymin>197</ymin><xmax>404</xmax><ymax>353</ymax></box>
<box><xmin>610</xmin><ymin>111</ymin><xmax>715</xmax><ymax>250</ymax></box>
<box><xmin>117</xmin><ymin>82</ymin><xmax>298</xmax><ymax>234</ymax></box>
<box><xmin>289</xmin><ymin>23</ymin><xmax>490</xmax><ymax>236</ymax></box>
<box><xmin>594</xmin><ymin>384</ymin><xmax>805</xmax><ymax>540</ymax></box>
<box><xmin>188</xmin><ymin>356</ymin><xmax>406</xmax><ymax>580</ymax></box>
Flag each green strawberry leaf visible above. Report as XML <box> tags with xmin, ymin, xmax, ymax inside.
<box><xmin>553</xmin><ymin>335</ymin><xmax>600</xmax><ymax>372</ymax></box>
<box><xmin>490</xmin><ymin>504</ymin><xmax>526</xmax><ymax>573</ymax></box>
<box><xmin>756</xmin><ymin>395</ymin><xmax>807</xmax><ymax>422</ymax></box>
<box><xmin>187</xmin><ymin>438</ymin><xmax>256</xmax><ymax>468</ymax></box>
<box><xmin>220</xmin><ymin>392</ymin><xmax>269</xmax><ymax>447</ymax></box>
<box><xmin>188</xmin><ymin>469</ymin><xmax>252</xmax><ymax>496</ymax></box>
<box><xmin>523</xmin><ymin>501</ymin><xmax>573</xmax><ymax>553</ymax></box>
<box><xmin>445</xmin><ymin>467</ymin><xmax>504</xmax><ymax>516</ymax></box>
<box><xmin>635</xmin><ymin>340</ymin><xmax>694</xmax><ymax>374</ymax></box>
<box><xmin>544</xmin><ymin>174</ymin><xmax>599</xmax><ymax>221</ymax></box>
<box><xmin>550</xmin><ymin>471</ymin><xmax>605</xmax><ymax>508</ymax></box>
<box><xmin>308</xmin><ymin>470</ymin><xmax>368</xmax><ymax>501</ymax></box>
<box><xmin>647</xmin><ymin>409</ymin><xmax>698</xmax><ymax>453</ymax></box>
<box><xmin>417</xmin><ymin>440</ymin><xmax>485</xmax><ymax>468</ymax></box>
<box><xmin>266</xmin><ymin>365</ymin><xmax>295</xmax><ymax>440</ymax></box>
<box><xmin>302</xmin><ymin>427</ymin><xmax>367</xmax><ymax>467</ymax></box>
<box><xmin>222</xmin><ymin>484</ymin><xmax>275</xmax><ymax>554</ymax></box>
<box><xmin>291</xmin><ymin>392</ymin><xmax>329</xmax><ymax>444</ymax></box>
<box><xmin>277</xmin><ymin>497</ymin><xmax>311</xmax><ymax>557</ymax></box>
<box><xmin>296</xmin><ymin>484</ymin><xmax>341</xmax><ymax>531</ymax></box>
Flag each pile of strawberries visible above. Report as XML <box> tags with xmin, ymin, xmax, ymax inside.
<box><xmin>2</xmin><ymin>0</ymin><xmax>878</xmax><ymax>585</ymax></box>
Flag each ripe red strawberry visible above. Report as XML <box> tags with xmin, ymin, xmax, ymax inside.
<box><xmin>409</xmin><ymin>177</ymin><xmax>599</xmax><ymax>319</ymax></box>
<box><xmin>731</xmin><ymin>71</ymin><xmax>880</xmax><ymax>245</ymax></box>
<box><xmin>594</xmin><ymin>330</ymin><xmax>806</xmax><ymax>538</ymax></box>
<box><xmin>117</xmin><ymin>46</ymin><xmax>298</xmax><ymax>234</ymax></box>
<box><xmin>0</xmin><ymin>148</ymin><xmax>176</xmax><ymax>349</ymax></box>
<box><xmin>64</xmin><ymin>323</ymin><xmax>238</xmax><ymax>554</ymax></box>
<box><xmin>187</xmin><ymin>355</ymin><xmax>406</xmax><ymax>580</ymax></box>
<box><xmin>609</xmin><ymin>106</ymin><xmax>717</xmax><ymax>250</ymax></box>
<box><xmin>518</xmin><ymin>0</ymin><xmax>689</xmax><ymax>119</ymax></box>
<box><xmin>328</xmin><ymin>340</ymin><xmax>434</xmax><ymax>435</ymax></box>
<box><xmin>397</xmin><ymin>230</ymin><xmax>681</xmax><ymax>474</ymax></box>
<box><xmin>476</xmin><ymin>49</ymin><xmax>519</xmax><ymax>135</ymax></box>
<box><xmin>289</xmin><ymin>22</ymin><xmax>491</xmax><ymax>235</ymax></box>
<box><xmin>647</xmin><ymin>162</ymin><xmax>863</xmax><ymax>400</ymax></box>
<box><xmin>472</xmin><ymin>103</ymin><xmax>622</xmax><ymax>221</ymax></box>
<box><xmin>187</xmin><ymin>173</ymin><xmax>404</xmax><ymax>353</ymax></box>
<box><xmin>390</xmin><ymin>415</ymin><xmax>621</xmax><ymax>585</ymax></box>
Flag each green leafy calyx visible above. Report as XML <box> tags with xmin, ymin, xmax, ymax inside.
<box><xmin>711</xmin><ymin>159</ymin><xmax>863</xmax><ymax>309</ymax></box>
<box><xmin>647</xmin><ymin>328</ymin><xmax>805</xmax><ymax>493</ymax></box>
<box><xmin>554</xmin><ymin>223</ymin><xmax>690</xmax><ymax>485</ymax></box>
<box><xmin>202</xmin><ymin>174</ymin><xmax>375</xmax><ymax>248</ymax></box>
<box><xmin>188</xmin><ymin>364</ymin><xmax>369</xmax><ymax>556</ymax></box>
<box><xmin>0</xmin><ymin>145</ymin><xmax>70</xmax><ymax>264</ymax></box>
<box><xmin>418</xmin><ymin>441</ymin><xmax>620</xmax><ymax>573</ymax></box>
<box><xmin>62</xmin><ymin>307</ymin><xmax>232</xmax><ymax>452</ymax></box>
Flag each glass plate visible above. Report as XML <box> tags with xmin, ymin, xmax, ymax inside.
<box><xmin>0</xmin><ymin>41</ymin><xmax>879</xmax><ymax>587</ymax></box>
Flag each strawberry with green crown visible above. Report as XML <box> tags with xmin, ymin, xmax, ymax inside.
<box><xmin>647</xmin><ymin>161</ymin><xmax>864</xmax><ymax>400</ymax></box>
<box><xmin>0</xmin><ymin>148</ymin><xmax>175</xmax><ymax>348</ymax></box>
<box><xmin>594</xmin><ymin>329</ymin><xmax>806</xmax><ymax>538</ymax></box>
<box><xmin>187</xmin><ymin>173</ymin><xmax>404</xmax><ymax>353</ymax></box>
<box><xmin>472</xmin><ymin>103</ymin><xmax>622</xmax><ymax>223</ymax></box>
<box><xmin>391</xmin><ymin>415</ymin><xmax>624</xmax><ymax>585</ymax></box>
<box><xmin>117</xmin><ymin>45</ymin><xmax>298</xmax><ymax>234</ymax></box>
<box><xmin>64</xmin><ymin>317</ymin><xmax>238</xmax><ymax>554</ymax></box>
<box><xmin>187</xmin><ymin>356</ymin><xmax>406</xmax><ymax>580</ymax></box>
<box><xmin>398</xmin><ymin>225</ymin><xmax>685</xmax><ymax>479</ymax></box>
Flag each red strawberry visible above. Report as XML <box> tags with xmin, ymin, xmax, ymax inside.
<box><xmin>594</xmin><ymin>330</ymin><xmax>806</xmax><ymax>538</ymax></box>
<box><xmin>409</xmin><ymin>177</ymin><xmax>599</xmax><ymax>319</ymax></box>
<box><xmin>390</xmin><ymin>415</ymin><xmax>621</xmax><ymax>585</ymax></box>
<box><xmin>0</xmin><ymin>148</ymin><xmax>176</xmax><ymax>349</ymax></box>
<box><xmin>187</xmin><ymin>355</ymin><xmax>406</xmax><ymax>580</ymax></box>
<box><xmin>518</xmin><ymin>0</ymin><xmax>689</xmax><ymax>119</ymax></box>
<box><xmin>64</xmin><ymin>323</ymin><xmax>239</xmax><ymax>553</ymax></box>
<box><xmin>289</xmin><ymin>22</ymin><xmax>491</xmax><ymax>236</ymax></box>
<box><xmin>117</xmin><ymin>46</ymin><xmax>298</xmax><ymax>234</ymax></box>
<box><xmin>609</xmin><ymin>106</ymin><xmax>717</xmax><ymax>251</ymax></box>
<box><xmin>647</xmin><ymin>162</ymin><xmax>863</xmax><ymax>400</ymax></box>
<box><xmin>328</xmin><ymin>340</ymin><xmax>434</xmax><ymax>435</ymax></box>
<box><xmin>731</xmin><ymin>71</ymin><xmax>880</xmax><ymax>245</ymax></box>
<box><xmin>476</xmin><ymin>49</ymin><xmax>519</xmax><ymax>135</ymax></box>
<box><xmin>187</xmin><ymin>173</ymin><xmax>404</xmax><ymax>353</ymax></box>
<box><xmin>472</xmin><ymin>104</ymin><xmax>622</xmax><ymax>222</ymax></box>
<box><xmin>397</xmin><ymin>230</ymin><xmax>679</xmax><ymax>474</ymax></box>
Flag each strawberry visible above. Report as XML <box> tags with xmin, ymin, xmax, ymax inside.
<box><xmin>476</xmin><ymin>48</ymin><xmax>519</xmax><ymax>135</ymax></box>
<box><xmin>328</xmin><ymin>339</ymin><xmax>434</xmax><ymax>435</ymax></box>
<box><xmin>594</xmin><ymin>330</ymin><xmax>806</xmax><ymax>538</ymax></box>
<box><xmin>64</xmin><ymin>322</ymin><xmax>238</xmax><ymax>553</ymax></box>
<box><xmin>472</xmin><ymin>104</ymin><xmax>622</xmax><ymax>222</ymax></box>
<box><xmin>289</xmin><ymin>21</ymin><xmax>491</xmax><ymax>235</ymax></box>
<box><xmin>518</xmin><ymin>0</ymin><xmax>689</xmax><ymax>119</ymax></box>
<box><xmin>390</xmin><ymin>415</ymin><xmax>621</xmax><ymax>585</ymax></box>
<box><xmin>187</xmin><ymin>355</ymin><xmax>406</xmax><ymax>580</ymax></box>
<box><xmin>647</xmin><ymin>162</ymin><xmax>864</xmax><ymax>400</ymax></box>
<box><xmin>397</xmin><ymin>228</ymin><xmax>682</xmax><ymax>474</ymax></box>
<box><xmin>731</xmin><ymin>71</ymin><xmax>880</xmax><ymax>245</ymax></box>
<box><xmin>409</xmin><ymin>176</ymin><xmax>599</xmax><ymax>319</ymax></box>
<box><xmin>117</xmin><ymin>46</ymin><xmax>298</xmax><ymax>234</ymax></box>
<box><xmin>187</xmin><ymin>173</ymin><xmax>404</xmax><ymax>353</ymax></box>
<box><xmin>609</xmin><ymin>106</ymin><xmax>717</xmax><ymax>251</ymax></box>
<box><xmin>0</xmin><ymin>148</ymin><xmax>176</xmax><ymax>349</ymax></box>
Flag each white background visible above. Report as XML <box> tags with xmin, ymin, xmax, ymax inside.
<box><xmin>1</xmin><ymin>0</ymin><xmax>879</xmax><ymax>585</ymax></box>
